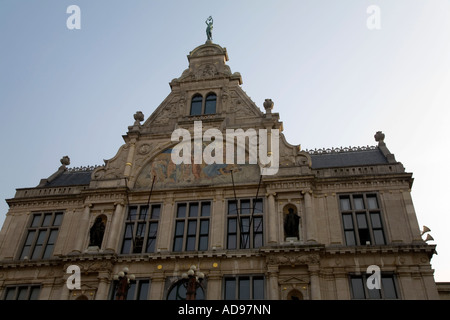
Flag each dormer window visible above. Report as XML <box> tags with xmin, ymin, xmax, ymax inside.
<box><xmin>190</xmin><ymin>94</ymin><xmax>203</xmax><ymax>116</ymax></box>
<box><xmin>189</xmin><ymin>93</ymin><xmax>217</xmax><ymax>116</ymax></box>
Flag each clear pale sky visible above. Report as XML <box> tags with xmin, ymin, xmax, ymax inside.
<box><xmin>1</xmin><ymin>1</ymin><xmax>449</xmax><ymax>282</ymax></box>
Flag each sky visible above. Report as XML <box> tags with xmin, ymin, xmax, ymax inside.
<box><xmin>0</xmin><ymin>0</ymin><xmax>449</xmax><ymax>282</ymax></box>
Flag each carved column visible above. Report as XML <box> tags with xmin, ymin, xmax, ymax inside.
<box><xmin>267</xmin><ymin>265</ymin><xmax>280</xmax><ymax>300</ymax></box>
<box><xmin>211</xmin><ymin>191</ymin><xmax>224</xmax><ymax>250</ymax></box>
<box><xmin>267</xmin><ymin>193</ymin><xmax>277</xmax><ymax>244</ymax></box>
<box><xmin>73</xmin><ymin>204</ymin><xmax>92</xmax><ymax>253</ymax></box>
<box><xmin>158</xmin><ymin>193</ymin><xmax>174</xmax><ymax>252</ymax></box>
<box><xmin>303</xmin><ymin>190</ymin><xmax>317</xmax><ymax>243</ymax></box>
<box><xmin>105</xmin><ymin>202</ymin><xmax>125</xmax><ymax>253</ymax></box>
<box><xmin>149</xmin><ymin>273</ymin><xmax>165</xmax><ymax>300</ymax></box>
<box><xmin>207</xmin><ymin>270</ymin><xmax>222</xmax><ymax>300</ymax></box>
<box><xmin>96</xmin><ymin>272</ymin><xmax>111</xmax><ymax>300</ymax></box>
<box><xmin>308</xmin><ymin>264</ymin><xmax>321</xmax><ymax>300</ymax></box>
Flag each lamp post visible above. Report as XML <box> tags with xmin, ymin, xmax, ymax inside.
<box><xmin>182</xmin><ymin>265</ymin><xmax>204</xmax><ymax>300</ymax></box>
<box><xmin>113</xmin><ymin>267</ymin><xmax>135</xmax><ymax>300</ymax></box>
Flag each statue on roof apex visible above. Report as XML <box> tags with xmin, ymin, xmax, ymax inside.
<box><xmin>205</xmin><ymin>16</ymin><xmax>213</xmax><ymax>42</ymax></box>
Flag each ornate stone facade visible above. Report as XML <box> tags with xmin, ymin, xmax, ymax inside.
<box><xmin>0</xmin><ymin>41</ymin><xmax>440</xmax><ymax>300</ymax></box>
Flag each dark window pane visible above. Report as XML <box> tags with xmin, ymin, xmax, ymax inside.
<box><xmin>201</xmin><ymin>202</ymin><xmax>211</xmax><ymax>216</ymax></box>
<box><xmin>173</xmin><ymin>237</ymin><xmax>183</xmax><ymax>252</ymax></box>
<box><xmin>146</xmin><ymin>237</ymin><xmax>156</xmax><ymax>253</ymax></box>
<box><xmin>148</xmin><ymin>222</ymin><xmax>158</xmax><ymax>237</ymax></box>
<box><xmin>239</xmin><ymin>277</ymin><xmax>250</xmax><ymax>300</ymax></box>
<box><xmin>53</xmin><ymin>213</ymin><xmax>63</xmax><ymax>226</ymax></box>
<box><xmin>187</xmin><ymin>221</ymin><xmax>197</xmax><ymax>235</ymax></box>
<box><xmin>367</xmin><ymin>195</ymin><xmax>379</xmax><ymax>209</ymax></box>
<box><xmin>189</xmin><ymin>204</ymin><xmax>199</xmax><ymax>217</ymax></box>
<box><xmin>357</xmin><ymin>213</ymin><xmax>368</xmax><ymax>229</ymax></box>
<box><xmin>121</xmin><ymin>239</ymin><xmax>132</xmax><ymax>254</ymax></box>
<box><xmin>175</xmin><ymin>221</ymin><xmax>185</xmax><ymax>236</ymax></box>
<box><xmin>227</xmin><ymin>235</ymin><xmax>236</xmax><ymax>249</ymax></box>
<box><xmin>151</xmin><ymin>205</ymin><xmax>161</xmax><ymax>219</ymax></box>
<box><xmin>340</xmin><ymin>197</ymin><xmax>351</xmax><ymax>211</ymax></box>
<box><xmin>254</xmin><ymin>233</ymin><xmax>263</xmax><ymax>248</ymax></box>
<box><xmin>136</xmin><ymin>223</ymin><xmax>146</xmax><ymax>237</ymax></box>
<box><xmin>186</xmin><ymin>237</ymin><xmax>196</xmax><ymax>251</ymax></box>
<box><xmin>199</xmin><ymin>235</ymin><xmax>208</xmax><ymax>251</ymax></box>
<box><xmin>228</xmin><ymin>201</ymin><xmax>237</xmax><ymax>215</ymax></box>
<box><xmin>228</xmin><ymin>218</ymin><xmax>237</xmax><ymax>233</ymax></box>
<box><xmin>225</xmin><ymin>278</ymin><xmax>236</xmax><ymax>300</ymax></box>
<box><xmin>342</xmin><ymin>214</ymin><xmax>354</xmax><ymax>229</ymax></box>
<box><xmin>253</xmin><ymin>277</ymin><xmax>264</xmax><ymax>300</ymax></box>
<box><xmin>254</xmin><ymin>199</ymin><xmax>263</xmax><ymax>214</ymax></box>
<box><xmin>31</xmin><ymin>214</ymin><xmax>41</xmax><ymax>227</ymax></box>
<box><xmin>370</xmin><ymin>213</ymin><xmax>382</xmax><ymax>229</ymax></box>
<box><xmin>124</xmin><ymin>224</ymin><xmax>134</xmax><ymax>238</ymax></box>
<box><xmin>190</xmin><ymin>95</ymin><xmax>203</xmax><ymax>115</ymax></box>
<box><xmin>241</xmin><ymin>218</ymin><xmax>250</xmax><ymax>233</ymax></box>
<box><xmin>204</xmin><ymin>94</ymin><xmax>216</xmax><ymax>114</ymax></box>
<box><xmin>126</xmin><ymin>282</ymin><xmax>136</xmax><ymax>300</ymax></box>
<box><xmin>24</xmin><ymin>230</ymin><xmax>36</xmax><ymax>246</ymax></box>
<box><xmin>373</xmin><ymin>230</ymin><xmax>385</xmax><ymax>245</ymax></box>
<box><xmin>29</xmin><ymin>287</ymin><xmax>40</xmax><ymax>300</ymax></box>
<box><xmin>5</xmin><ymin>288</ymin><xmax>16</xmax><ymax>300</ymax></box>
<box><xmin>351</xmin><ymin>277</ymin><xmax>366</xmax><ymax>299</ymax></box>
<box><xmin>139</xmin><ymin>206</ymin><xmax>149</xmax><ymax>220</ymax></box>
<box><xmin>345</xmin><ymin>231</ymin><xmax>356</xmax><ymax>246</ymax></box>
<box><xmin>177</xmin><ymin>204</ymin><xmax>186</xmax><ymax>218</ymax></box>
<box><xmin>358</xmin><ymin>229</ymin><xmax>371</xmax><ymax>245</ymax></box>
<box><xmin>138</xmin><ymin>281</ymin><xmax>149</xmax><ymax>300</ymax></box>
<box><xmin>368</xmin><ymin>287</ymin><xmax>381</xmax><ymax>299</ymax></box>
<box><xmin>200</xmin><ymin>220</ymin><xmax>209</xmax><ymax>234</ymax></box>
<box><xmin>353</xmin><ymin>196</ymin><xmax>365</xmax><ymax>210</ymax></box>
<box><xmin>42</xmin><ymin>214</ymin><xmax>52</xmax><ymax>227</ymax></box>
<box><xmin>241</xmin><ymin>200</ymin><xmax>251</xmax><ymax>215</ymax></box>
<box><xmin>382</xmin><ymin>276</ymin><xmax>398</xmax><ymax>299</ymax></box>
<box><xmin>254</xmin><ymin>217</ymin><xmax>263</xmax><ymax>233</ymax></box>
<box><xmin>43</xmin><ymin>244</ymin><xmax>54</xmax><ymax>259</ymax></box>
<box><xmin>17</xmin><ymin>287</ymin><xmax>28</xmax><ymax>300</ymax></box>
<box><xmin>128</xmin><ymin>207</ymin><xmax>137</xmax><ymax>220</ymax></box>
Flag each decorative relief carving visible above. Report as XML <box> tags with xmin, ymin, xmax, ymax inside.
<box><xmin>266</xmin><ymin>254</ymin><xmax>320</xmax><ymax>266</ymax></box>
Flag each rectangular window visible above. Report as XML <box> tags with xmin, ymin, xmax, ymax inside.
<box><xmin>350</xmin><ymin>274</ymin><xmax>398</xmax><ymax>299</ymax></box>
<box><xmin>173</xmin><ymin>201</ymin><xmax>211</xmax><ymax>252</ymax></box>
<box><xmin>223</xmin><ymin>275</ymin><xmax>265</xmax><ymax>300</ymax></box>
<box><xmin>20</xmin><ymin>212</ymin><xmax>63</xmax><ymax>260</ymax></box>
<box><xmin>339</xmin><ymin>194</ymin><xmax>386</xmax><ymax>246</ymax></box>
<box><xmin>121</xmin><ymin>204</ymin><xmax>161</xmax><ymax>254</ymax></box>
<box><xmin>227</xmin><ymin>198</ymin><xmax>263</xmax><ymax>249</ymax></box>
<box><xmin>3</xmin><ymin>285</ymin><xmax>41</xmax><ymax>300</ymax></box>
<box><xmin>110</xmin><ymin>279</ymin><xmax>150</xmax><ymax>300</ymax></box>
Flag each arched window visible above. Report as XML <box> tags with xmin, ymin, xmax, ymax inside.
<box><xmin>167</xmin><ymin>279</ymin><xmax>205</xmax><ymax>300</ymax></box>
<box><xmin>204</xmin><ymin>93</ymin><xmax>217</xmax><ymax>114</ymax></box>
<box><xmin>190</xmin><ymin>95</ymin><xmax>203</xmax><ymax>116</ymax></box>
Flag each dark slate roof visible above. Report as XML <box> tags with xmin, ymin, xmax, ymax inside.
<box><xmin>310</xmin><ymin>147</ymin><xmax>388</xmax><ymax>169</ymax></box>
<box><xmin>44</xmin><ymin>170</ymin><xmax>92</xmax><ymax>187</ymax></box>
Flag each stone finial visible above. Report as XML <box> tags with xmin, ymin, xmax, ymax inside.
<box><xmin>263</xmin><ymin>99</ymin><xmax>274</xmax><ymax>114</ymax></box>
<box><xmin>60</xmin><ymin>156</ymin><xmax>70</xmax><ymax>167</ymax></box>
<box><xmin>133</xmin><ymin>111</ymin><xmax>144</xmax><ymax>125</ymax></box>
<box><xmin>374</xmin><ymin>131</ymin><xmax>385</xmax><ymax>145</ymax></box>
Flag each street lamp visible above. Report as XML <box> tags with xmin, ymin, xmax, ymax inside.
<box><xmin>182</xmin><ymin>265</ymin><xmax>204</xmax><ymax>300</ymax></box>
<box><xmin>113</xmin><ymin>267</ymin><xmax>135</xmax><ymax>300</ymax></box>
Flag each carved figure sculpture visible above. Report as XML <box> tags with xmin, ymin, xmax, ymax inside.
<box><xmin>284</xmin><ymin>208</ymin><xmax>300</xmax><ymax>238</ymax></box>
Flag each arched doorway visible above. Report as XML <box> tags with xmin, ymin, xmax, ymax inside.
<box><xmin>287</xmin><ymin>289</ymin><xmax>303</xmax><ymax>300</ymax></box>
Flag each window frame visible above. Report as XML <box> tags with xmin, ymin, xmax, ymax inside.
<box><xmin>109</xmin><ymin>278</ymin><xmax>151</xmax><ymax>300</ymax></box>
<box><xmin>223</xmin><ymin>275</ymin><xmax>265</xmax><ymax>300</ymax></box>
<box><xmin>172</xmin><ymin>201</ymin><xmax>211</xmax><ymax>252</ymax></box>
<box><xmin>19</xmin><ymin>211</ymin><xmax>64</xmax><ymax>260</ymax></box>
<box><xmin>3</xmin><ymin>285</ymin><xmax>41</xmax><ymax>300</ymax></box>
<box><xmin>339</xmin><ymin>193</ymin><xmax>387</xmax><ymax>246</ymax></box>
<box><xmin>189</xmin><ymin>92</ymin><xmax>217</xmax><ymax>116</ymax></box>
<box><xmin>226</xmin><ymin>198</ymin><xmax>264</xmax><ymax>250</ymax></box>
<box><xmin>190</xmin><ymin>94</ymin><xmax>203</xmax><ymax>116</ymax></box>
<box><xmin>349</xmin><ymin>273</ymin><xmax>399</xmax><ymax>300</ymax></box>
<box><xmin>120</xmin><ymin>204</ymin><xmax>162</xmax><ymax>255</ymax></box>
